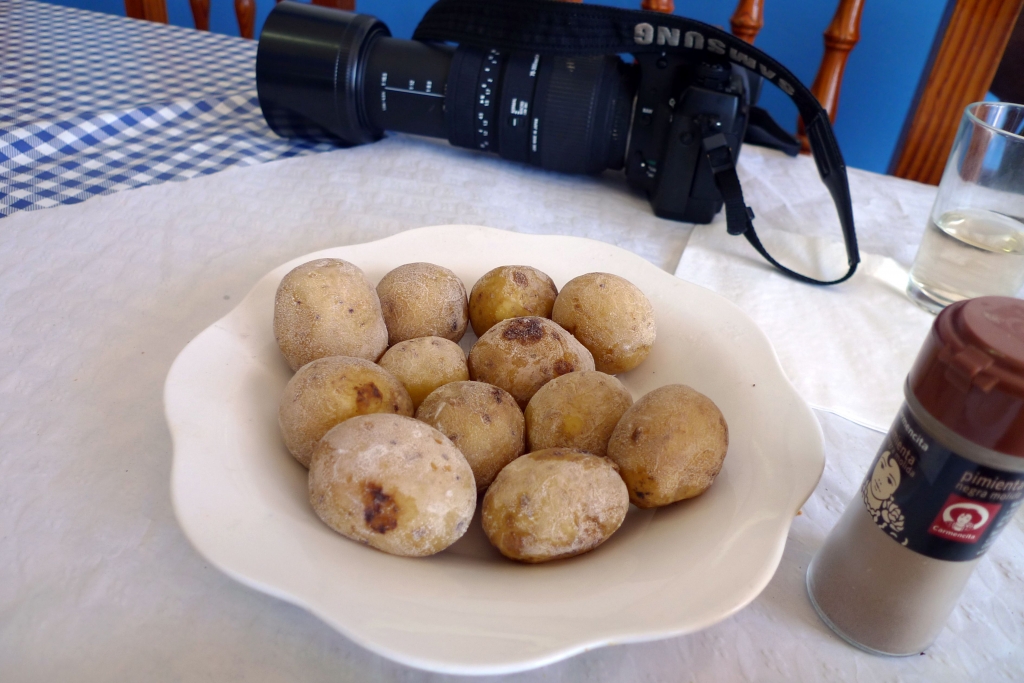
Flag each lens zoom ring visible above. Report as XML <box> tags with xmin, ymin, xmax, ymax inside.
<box><xmin>536</xmin><ymin>56</ymin><xmax>608</xmax><ymax>174</ymax></box>
<box><xmin>446</xmin><ymin>48</ymin><xmax>483</xmax><ymax>150</ymax></box>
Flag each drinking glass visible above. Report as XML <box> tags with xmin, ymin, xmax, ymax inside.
<box><xmin>906</xmin><ymin>102</ymin><xmax>1024</xmax><ymax>313</ymax></box>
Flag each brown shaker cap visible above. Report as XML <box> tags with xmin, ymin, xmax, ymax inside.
<box><xmin>909</xmin><ymin>297</ymin><xmax>1024</xmax><ymax>457</ymax></box>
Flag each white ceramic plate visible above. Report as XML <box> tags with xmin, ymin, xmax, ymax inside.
<box><xmin>165</xmin><ymin>225</ymin><xmax>823</xmax><ymax>675</ymax></box>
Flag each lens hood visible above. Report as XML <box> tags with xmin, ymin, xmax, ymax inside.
<box><xmin>256</xmin><ymin>1</ymin><xmax>389</xmax><ymax>145</ymax></box>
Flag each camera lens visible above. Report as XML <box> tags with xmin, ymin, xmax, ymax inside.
<box><xmin>360</xmin><ymin>45</ymin><xmax>635</xmax><ymax>174</ymax></box>
<box><xmin>256</xmin><ymin>2</ymin><xmax>388</xmax><ymax>145</ymax></box>
<box><xmin>436</xmin><ymin>49</ymin><xmax>635</xmax><ymax>173</ymax></box>
<box><xmin>519</xmin><ymin>52</ymin><xmax>635</xmax><ymax>173</ymax></box>
<box><xmin>361</xmin><ymin>38</ymin><xmax>455</xmax><ymax>139</ymax></box>
<box><xmin>257</xmin><ymin>3</ymin><xmax>636</xmax><ymax>173</ymax></box>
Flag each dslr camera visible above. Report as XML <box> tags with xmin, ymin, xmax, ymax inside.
<box><xmin>256</xmin><ymin>1</ymin><xmax>780</xmax><ymax>224</ymax></box>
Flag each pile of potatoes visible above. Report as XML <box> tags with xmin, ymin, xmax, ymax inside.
<box><xmin>274</xmin><ymin>259</ymin><xmax>728</xmax><ymax>563</ymax></box>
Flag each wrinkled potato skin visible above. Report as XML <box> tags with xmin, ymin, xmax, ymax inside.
<box><xmin>415</xmin><ymin>381</ymin><xmax>525</xmax><ymax>491</ymax></box>
<box><xmin>606</xmin><ymin>384</ymin><xmax>728</xmax><ymax>508</ymax></box>
<box><xmin>377</xmin><ymin>337</ymin><xmax>469</xmax><ymax>409</ymax></box>
<box><xmin>309</xmin><ymin>414</ymin><xmax>476</xmax><ymax>557</ymax></box>
<box><xmin>279</xmin><ymin>356</ymin><xmax>414</xmax><ymax>468</ymax></box>
<box><xmin>482</xmin><ymin>449</ymin><xmax>629</xmax><ymax>563</ymax></box>
<box><xmin>525</xmin><ymin>371</ymin><xmax>633</xmax><ymax>457</ymax></box>
<box><xmin>468</xmin><ymin>317</ymin><xmax>595</xmax><ymax>409</ymax></box>
<box><xmin>376</xmin><ymin>263</ymin><xmax>469</xmax><ymax>345</ymax></box>
<box><xmin>469</xmin><ymin>266</ymin><xmax>558</xmax><ymax>336</ymax></box>
<box><xmin>551</xmin><ymin>273</ymin><xmax>656</xmax><ymax>374</ymax></box>
<box><xmin>274</xmin><ymin>259</ymin><xmax>389</xmax><ymax>371</ymax></box>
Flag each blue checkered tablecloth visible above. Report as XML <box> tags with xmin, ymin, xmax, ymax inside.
<box><xmin>0</xmin><ymin>0</ymin><xmax>338</xmax><ymax>217</ymax></box>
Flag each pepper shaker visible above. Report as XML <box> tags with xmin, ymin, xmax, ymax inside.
<box><xmin>806</xmin><ymin>296</ymin><xmax>1024</xmax><ymax>655</ymax></box>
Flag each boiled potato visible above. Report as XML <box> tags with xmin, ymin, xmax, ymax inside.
<box><xmin>550</xmin><ymin>272</ymin><xmax>655</xmax><ymax>374</ymax></box>
<box><xmin>416</xmin><ymin>381</ymin><xmax>525</xmax><ymax>491</ymax></box>
<box><xmin>606</xmin><ymin>384</ymin><xmax>728</xmax><ymax>508</ymax></box>
<box><xmin>468</xmin><ymin>316</ymin><xmax>594</xmax><ymax>408</ymax></box>
<box><xmin>377</xmin><ymin>336</ymin><xmax>469</xmax><ymax>409</ymax></box>
<box><xmin>309</xmin><ymin>414</ymin><xmax>476</xmax><ymax>557</ymax></box>
<box><xmin>274</xmin><ymin>258</ymin><xmax>388</xmax><ymax>371</ymax></box>
<box><xmin>524</xmin><ymin>370</ymin><xmax>633</xmax><ymax>457</ymax></box>
<box><xmin>279</xmin><ymin>356</ymin><xmax>413</xmax><ymax>468</ymax></box>
<box><xmin>481</xmin><ymin>449</ymin><xmax>629</xmax><ymax>563</ymax></box>
<box><xmin>376</xmin><ymin>263</ymin><xmax>469</xmax><ymax>344</ymax></box>
<box><xmin>469</xmin><ymin>265</ymin><xmax>558</xmax><ymax>336</ymax></box>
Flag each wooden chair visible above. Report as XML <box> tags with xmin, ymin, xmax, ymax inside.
<box><xmin>637</xmin><ymin>0</ymin><xmax>767</xmax><ymax>43</ymax></box>
<box><xmin>796</xmin><ymin>0</ymin><xmax>864</xmax><ymax>152</ymax></box>
<box><xmin>124</xmin><ymin>0</ymin><xmax>353</xmax><ymax>40</ymax></box>
<box><xmin>892</xmin><ymin>0</ymin><xmax>1024</xmax><ymax>184</ymax></box>
<box><xmin>124</xmin><ymin>0</ymin><xmax>254</xmax><ymax>37</ymax></box>
<box><xmin>276</xmin><ymin>0</ymin><xmax>354</xmax><ymax>10</ymax></box>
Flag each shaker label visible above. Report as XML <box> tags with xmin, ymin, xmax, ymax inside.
<box><xmin>861</xmin><ymin>405</ymin><xmax>1024</xmax><ymax>561</ymax></box>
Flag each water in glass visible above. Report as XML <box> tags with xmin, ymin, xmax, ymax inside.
<box><xmin>907</xmin><ymin>208</ymin><xmax>1024</xmax><ymax>313</ymax></box>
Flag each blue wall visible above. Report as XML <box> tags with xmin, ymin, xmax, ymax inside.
<box><xmin>41</xmin><ymin>0</ymin><xmax>949</xmax><ymax>175</ymax></box>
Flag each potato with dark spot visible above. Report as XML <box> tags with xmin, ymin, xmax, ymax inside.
<box><xmin>525</xmin><ymin>371</ymin><xmax>633</xmax><ymax>457</ymax></box>
<box><xmin>469</xmin><ymin>265</ymin><xmax>558</xmax><ymax>336</ymax></box>
<box><xmin>481</xmin><ymin>449</ymin><xmax>628</xmax><ymax>563</ymax></box>
<box><xmin>309</xmin><ymin>414</ymin><xmax>476</xmax><ymax>557</ymax></box>
<box><xmin>416</xmin><ymin>381</ymin><xmax>525</xmax><ymax>491</ymax></box>
<box><xmin>274</xmin><ymin>258</ymin><xmax>389</xmax><ymax>371</ymax></box>
<box><xmin>468</xmin><ymin>316</ymin><xmax>594</xmax><ymax>409</ymax></box>
<box><xmin>279</xmin><ymin>356</ymin><xmax>413</xmax><ymax>468</ymax></box>
<box><xmin>551</xmin><ymin>272</ymin><xmax>656</xmax><ymax>374</ymax></box>
<box><xmin>377</xmin><ymin>336</ymin><xmax>469</xmax><ymax>409</ymax></box>
<box><xmin>376</xmin><ymin>263</ymin><xmax>469</xmax><ymax>345</ymax></box>
<box><xmin>606</xmin><ymin>384</ymin><xmax>728</xmax><ymax>508</ymax></box>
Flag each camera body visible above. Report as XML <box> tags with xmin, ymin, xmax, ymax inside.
<box><xmin>256</xmin><ymin>3</ymin><xmax>755</xmax><ymax>225</ymax></box>
<box><xmin>626</xmin><ymin>51</ymin><xmax>754</xmax><ymax>223</ymax></box>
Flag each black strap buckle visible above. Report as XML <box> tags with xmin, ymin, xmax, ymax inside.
<box><xmin>701</xmin><ymin>134</ymin><xmax>751</xmax><ymax>237</ymax></box>
<box><xmin>702</xmin><ymin>133</ymin><xmax>732</xmax><ymax>174</ymax></box>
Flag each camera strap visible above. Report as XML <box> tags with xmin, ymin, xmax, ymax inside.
<box><xmin>414</xmin><ymin>0</ymin><xmax>860</xmax><ymax>285</ymax></box>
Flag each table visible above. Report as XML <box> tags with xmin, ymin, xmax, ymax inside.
<box><xmin>2</xmin><ymin>2</ymin><xmax>1022</xmax><ymax>681</ymax></box>
<box><xmin>0</xmin><ymin>0</ymin><xmax>333</xmax><ymax>217</ymax></box>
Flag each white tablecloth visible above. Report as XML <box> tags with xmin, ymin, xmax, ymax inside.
<box><xmin>2</xmin><ymin>136</ymin><xmax>1023</xmax><ymax>682</ymax></box>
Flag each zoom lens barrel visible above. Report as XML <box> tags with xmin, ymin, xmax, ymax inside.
<box><xmin>362</xmin><ymin>37</ymin><xmax>454</xmax><ymax>138</ymax></box>
<box><xmin>437</xmin><ymin>48</ymin><xmax>634</xmax><ymax>173</ymax></box>
<box><xmin>257</xmin><ymin>3</ymin><xmax>636</xmax><ymax>173</ymax></box>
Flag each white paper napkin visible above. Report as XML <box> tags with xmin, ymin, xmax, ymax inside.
<box><xmin>675</xmin><ymin>147</ymin><xmax>939</xmax><ymax>432</ymax></box>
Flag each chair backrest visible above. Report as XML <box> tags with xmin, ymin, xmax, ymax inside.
<box><xmin>796</xmin><ymin>0</ymin><xmax>865</xmax><ymax>152</ymax></box>
<box><xmin>892</xmin><ymin>0</ymin><xmax>1024</xmax><ymax>184</ymax></box>
<box><xmin>569</xmin><ymin>1</ymin><xmax>765</xmax><ymax>42</ymax></box>
<box><xmin>276</xmin><ymin>0</ymin><xmax>355</xmax><ymax>10</ymax></box>
<box><xmin>730</xmin><ymin>0</ymin><xmax>765</xmax><ymax>43</ymax></box>
<box><xmin>124</xmin><ymin>0</ymin><xmax>257</xmax><ymax>37</ymax></box>
<box><xmin>642</xmin><ymin>0</ymin><xmax>767</xmax><ymax>43</ymax></box>
<box><xmin>125</xmin><ymin>0</ymin><xmax>354</xmax><ymax>39</ymax></box>
<box><xmin>124</xmin><ymin>0</ymin><xmax>769</xmax><ymax>47</ymax></box>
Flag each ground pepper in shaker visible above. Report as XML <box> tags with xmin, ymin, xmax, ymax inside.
<box><xmin>806</xmin><ymin>296</ymin><xmax>1024</xmax><ymax>655</ymax></box>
